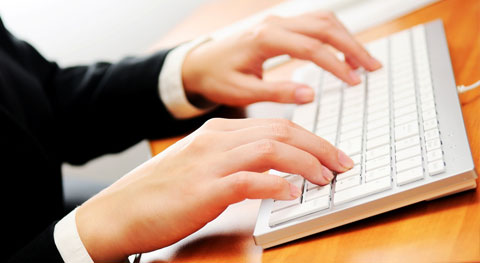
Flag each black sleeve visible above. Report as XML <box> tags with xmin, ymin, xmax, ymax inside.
<box><xmin>1</xmin><ymin>17</ymin><xmax>214</xmax><ymax>262</ymax></box>
<box><xmin>1</xmin><ymin>18</ymin><xmax>208</xmax><ymax>165</ymax></box>
<box><xmin>7</xmin><ymin>223</ymin><xmax>63</xmax><ymax>263</ymax></box>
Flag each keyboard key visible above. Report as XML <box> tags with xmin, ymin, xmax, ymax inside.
<box><xmin>397</xmin><ymin>166</ymin><xmax>424</xmax><ymax>186</ymax></box>
<box><xmin>367</xmin><ymin>134</ymin><xmax>390</xmax><ymax>150</ymax></box>
<box><xmin>336</xmin><ymin>165</ymin><xmax>361</xmax><ymax>181</ymax></box>
<box><xmin>424</xmin><ymin>128</ymin><xmax>440</xmax><ymax>141</ymax></box>
<box><xmin>395</xmin><ymin>112</ymin><xmax>418</xmax><ymax>127</ymax></box>
<box><xmin>334</xmin><ymin>176</ymin><xmax>392</xmax><ymax>206</ymax></box>
<box><xmin>395</xmin><ymin>135</ymin><xmax>420</xmax><ymax>151</ymax></box>
<box><xmin>351</xmin><ymin>154</ymin><xmax>362</xmax><ymax>165</ymax></box>
<box><xmin>426</xmin><ymin>138</ymin><xmax>442</xmax><ymax>151</ymax></box>
<box><xmin>285</xmin><ymin>174</ymin><xmax>304</xmax><ymax>191</ymax></box>
<box><xmin>367</xmin><ymin>116</ymin><xmax>389</xmax><ymax>131</ymax></box>
<box><xmin>367</xmin><ymin>126</ymin><xmax>390</xmax><ymax>140</ymax></box>
<box><xmin>395</xmin><ymin>121</ymin><xmax>419</xmax><ymax>141</ymax></box>
<box><xmin>341</xmin><ymin>128</ymin><xmax>363</xmax><ymax>141</ymax></box>
<box><xmin>335</xmin><ymin>175</ymin><xmax>361</xmax><ymax>192</ymax></box>
<box><xmin>341</xmin><ymin>120</ymin><xmax>364</xmax><ymax>133</ymax></box>
<box><xmin>426</xmin><ymin>148</ymin><xmax>443</xmax><ymax>162</ymax></box>
<box><xmin>366</xmin><ymin>144</ymin><xmax>390</xmax><ymax>160</ymax></box>
<box><xmin>394</xmin><ymin>96</ymin><xmax>417</xmax><ymax>109</ymax></box>
<box><xmin>316</xmin><ymin>124</ymin><xmax>338</xmax><ymax>135</ymax></box>
<box><xmin>305</xmin><ymin>180</ymin><xmax>326</xmax><ymax>191</ymax></box>
<box><xmin>419</xmin><ymin>85</ymin><xmax>434</xmax><ymax>98</ymax></box>
<box><xmin>394</xmin><ymin>104</ymin><xmax>417</xmax><ymax>118</ymax></box>
<box><xmin>292</xmin><ymin>103</ymin><xmax>316</xmax><ymax>131</ymax></box>
<box><xmin>272</xmin><ymin>197</ymin><xmax>301</xmax><ymax>212</ymax></box>
<box><xmin>365</xmin><ymin>166</ymin><xmax>391</xmax><ymax>182</ymax></box>
<box><xmin>292</xmin><ymin>63</ymin><xmax>322</xmax><ymax>87</ymax></box>
<box><xmin>269</xmin><ymin>195</ymin><xmax>330</xmax><ymax>226</ymax></box>
<box><xmin>270</xmin><ymin>170</ymin><xmax>290</xmax><ymax>178</ymax></box>
<box><xmin>366</xmin><ymin>155</ymin><xmax>391</xmax><ymax>171</ymax></box>
<box><xmin>421</xmin><ymin>99</ymin><xmax>435</xmax><ymax>112</ymax></box>
<box><xmin>422</xmin><ymin>109</ymin><xmax>437</xmax><ymax>120</ymax></box>
<box><xmin>395</xmin><ymin>145</ymin><xmax>421</xmax><ymax>161</ymax></box>
<box><xmin>368</xmin><ymin>110</ymin><xmax>390</xmax><ymax>122</ymax></box>
<box><xmin>338</xmin><ymin>137</ymin><xmax>362</xmax><ymax>156</ymax></box>
<box><xmin>304</xmin><ymin>185</ymin><xmax>331</xmax><ymax>202</ymax></box>
<box><xmin>341</xmin><ymin>112</ymin><xmax>364</xmax><ymax>125</ymax></box>
<box><xmin>396</xmin><ymin>155</ymin><xmax>422</xmax><ymax>173</ymax></box>
<box><xmin>423</xmin><ymin>118</ymin><xmax>438</xmax><ymax>131</ymax></box>
<box><xmin>428</xmin><ymin>160</ymin><xmax>446</xmax><ymax>176</ymax></box>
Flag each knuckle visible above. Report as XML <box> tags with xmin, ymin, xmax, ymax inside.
<box><xmin>263</xmin><ymin>14</ymin><xmax>281</xmax><ymax>24</ymax></box>
<box><xmin>276</xmin><ymin>118</ymin><xmax>296</xmax><ymax>128</ymax></box>
<box><xmin>299</xmin><ymin>40</ymin><xmax>322</xmax><ymax>59</ymax></box>
<box><xmin>231</xmin><ymin>173</ymin><xmax>250</xmax><ymax>197</ymax></box>
<box><xmin>203</xmin><ymin>118</ymin><xmax>224</xmax><ymax>129</ymax></box>
<box><xmin>255</xmin><ymin>139</ymin><xmax>277</xmax><ymax>159</ymax></box>
<box><xmin>250</xmin><ymin>23</ymin><xmax>275</xmax><ymax>49</ymax></box>
<box><xmin>269</xmin><ymin>123</ymin><xmax>292</xmax><ymax>142</ymax></box>
<box><xmin>188</xmin><ymin>131</ymin><xmax>215</xmax><ymax>150</ymax></box>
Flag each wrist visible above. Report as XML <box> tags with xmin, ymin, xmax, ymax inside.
<box><xmin>181</xmin><ymin>42</ymin><xmax>209</xmax><ymax>103</ymax></box>
<box><xmin>76</xmin><ymin>195</ymin><xmax>130</xmax><ymax>262</ymax></box>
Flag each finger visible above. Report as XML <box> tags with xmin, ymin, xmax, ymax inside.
<box><xmin>215</xmin><ymin>172</ymin><xmax>302</xmax><ymax>204</ymax></box>
<box><xmin>266</xmin><ymin>14</ymin><xmax>382</xmax><ymax>72</ymax></box>
<box><xmin>234</xmin><ymin>74</ymin><xmax>315</xmax><ymax>104</ymax></box>
<box><xmin>200</xmin><ymin>118</ymin><xmax>354</xmax><ymax>173</ymax></box>
<box><xmin>345</xmin><ymin>55</ymin><xmax>360</xmax><ymax>70</ymax></box>
<box><xmin>253</xmin><ymin>27</ymin><xmax>357</xmax><ymax>84</ymax></box>
<box><xmin>215</xmin><ymin>139</ymin><xmax>334</xmax><ymax>185</ymax></box>
<box><xmin>214</xmin><ymin>122</ymin><xmax>353</xmax><ymax>173</ymax></box>
<box><xmin>201</xmin><ymin>117</ymin><xmax>304</xmax><ymax>132</ymax></box>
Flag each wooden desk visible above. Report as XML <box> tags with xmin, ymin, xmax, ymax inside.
<box><xmin>145</xmin><ymin>0</ymin><xmax>480</xmax><ymax>262</ymax></box>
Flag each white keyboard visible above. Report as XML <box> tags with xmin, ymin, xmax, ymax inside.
<box><xmin>253</xmin><ymin>20</ymin><xmax>476</xmax><ymax>248</ymax></box>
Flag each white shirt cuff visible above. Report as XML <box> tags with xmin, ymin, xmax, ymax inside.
<box><xmin>54</xmin><ymin>207</ymin><xmax>93</xmax><ymax>263</ymax></box>
<box><xmin>159</xmin><ymin>36</ymin><xmax>217</xmax><ymax>119</ymax></box>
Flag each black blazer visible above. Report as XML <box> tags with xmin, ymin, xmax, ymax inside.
<box><xmin>0</xmin><ymin>18</ymin><xmax>206</xmax><ymax>262</ymax></box>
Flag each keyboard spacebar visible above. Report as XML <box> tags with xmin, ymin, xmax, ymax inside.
<box><xmin>333</xmin><ymin>177</ymin><xmax>392</xmax><ymax>206</ymax></box>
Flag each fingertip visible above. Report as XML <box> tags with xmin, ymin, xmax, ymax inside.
<box><xmin>348</xmin><ymin>70</ymin><xmax>361</xmax><ymax>85</ymax></box>
<box><xmin>366</xmin><ymin>56</ymin><xmax>382</xmax><ymax>71</ymax></box>
<box><xmin>337</xmin><ymin>149</ymin><xmax>354</xmax><ymax>171</ymax></box>
<box><xmin>294</xmin><ymin>85</ymin><xmax>315</xmax><ymax>104</ymax></box>
<box><xmin>321</xmin><ymin>166</ymin><xmax>334</xmax><ymax>182</ymax></box>
<box><xmin>289</xmin><ymin>183</ymin><xmax>302</xmax><ymax>199</ymax></box>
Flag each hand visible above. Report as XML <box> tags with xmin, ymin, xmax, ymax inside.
<box><xmin>182</xmin><ymin>11</ymin><xmax>382</xmax><ymax>107</ymax></box>
<box><xmin>76</xmin><ymin>118</ymin><xmax>354</xmax><ymax>261</ymax></box>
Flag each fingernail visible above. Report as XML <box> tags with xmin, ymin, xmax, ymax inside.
<box><xmin>349</xmin><ymin>70</ymin><xmax>361</xmax><ymax>84</ymax></box>
<box><xmin>369</xmin><ymin>56</ymin><xmax>382</xmax><ymax>70</ymax></box>
<box><xmin>289</xmin><ymin>183</ymin><xmax>302</xmax><ymax>199</ymax></box>
<box><xmin>338</xmin><ymin>150</ymin><xmax>354</xmax><ymax>170</ymax></box>
<box><xmin>322</xmin><ymin>166</ymin><xmax>334</xmax><ymax>182</ymax></box>
<box><xmin>294</xmin><ymin>86</ymin><xmax>314</xmax><ymax>104</ymax></box>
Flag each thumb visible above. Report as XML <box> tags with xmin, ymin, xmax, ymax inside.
<box><xmin>240</xmin><ymin>75</ymin><xmax>315</xmax><ymax>104</ymax></box>
<box><xmin>216</xmin><ymin>171</ymin><xmax>301</xmax><ymax>205</ymax></box>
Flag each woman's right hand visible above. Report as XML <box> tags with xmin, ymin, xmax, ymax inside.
<box><xmin>75</xmin><ymin>118</ymin><xmax>354</xmax><ymax>262</ymax></box>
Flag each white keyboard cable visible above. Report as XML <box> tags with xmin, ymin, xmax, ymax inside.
<box><xmin>457</xmin><ymin>79</ymin><xmax>480</xmax><ymax>93</ymax></box>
